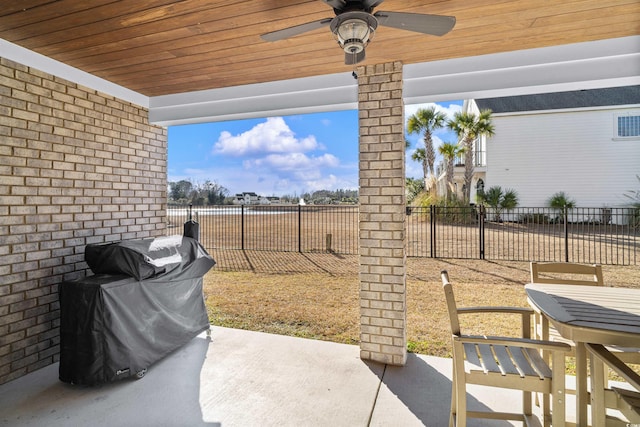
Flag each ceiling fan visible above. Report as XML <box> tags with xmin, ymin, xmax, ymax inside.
<box><xmin>260</xmin><ymin>0</ymin><xmax>456</xmax><ymax>65</ymax></box>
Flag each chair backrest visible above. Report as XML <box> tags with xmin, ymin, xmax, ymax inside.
<box><xmin>530</xmin><ymin>262</ymin><xmax>604</xmax><ymax>286</ymax></box>
<box><xmin>441</xmin><ymin>270</ymin><xmax>461</xmax><ymax>336</ymax></box>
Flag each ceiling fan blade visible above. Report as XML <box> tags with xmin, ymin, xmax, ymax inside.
<box><xmin>322</xmin><ymin>0</ymin><xmax>346</xmax><ymax>9</ymax></box>
<box><xmin>261</xmin><ymin>18</ymin><xmax>332</xmax><ymax>42</ymax></box>
<box><xmin>374</xmin><ymin>11</ymin><xmax>455</xmax><ymax>36</ymax></box>
<box><xmin>362</xmin><ymin>0</ymin><xmax>384</xmax><ymax>9</ymax></box>
<box><xmin>345</xmin><ymin>49</ymin><xmax>366</xmax><ymax>65</ymax></box>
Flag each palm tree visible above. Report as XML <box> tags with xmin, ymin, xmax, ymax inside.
<box><xmin>547</xmin><ymin>191</ymin><xmax>576</xmax><ymax>223</ymax></box>
<box><xmin>477</xmin><ymin>186</ymin><xmax>519</xmax><ymax>222</ymax></box>
<box><xmin>407</xmin><ymin>107</ymin><xmax>446</xmax><ymax>189</ymax></box>
<box><xmin>447</xmin><ymin>109</ymin><xmax>495</xmax><ymax>202</ymax></box>
<box><xmin>438</xmin><ymin>142</ymin><xmax>466</xmax><ymax>200</ymax></box>
<box><xmin>410</xmin><ymin>148</ymin><xmax>428</xmax><ymax>188</ymax></box>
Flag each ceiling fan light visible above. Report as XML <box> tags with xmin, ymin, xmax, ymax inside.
<box><xmin>337</xmin><ymin>19</ymin><xmax>371</xmax><ymax>42</ymax></box>
<box><xmin>343</xmin><ymin>39</ymin><xmax>365</xmax><ymax>54</ymax></box>
<box><xmin>330</xmin><ymin>12</ymin><xmax>378</xmax><ymax>54</ymax></box>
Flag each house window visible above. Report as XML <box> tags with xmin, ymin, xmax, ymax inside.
<box><xmin>614</xmin><ymin>113</ymin><xmax>640</xmax><ymax>139</ymax></box>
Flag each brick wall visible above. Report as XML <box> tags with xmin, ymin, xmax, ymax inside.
<box><xmin>357</xmin><ymin>62</ymin><xmax>407</xmax><ymax>366</ymax></box>
<box><xmin>0</xmin><ymin>57</ymin><xmax>167</xmax><ymax>384</ymax></box>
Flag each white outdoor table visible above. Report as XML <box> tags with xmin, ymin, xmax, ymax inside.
<box><xmin>525</xmin><ymin>283</ymin><xmax>640</xmax><ymax>426</ymax></box>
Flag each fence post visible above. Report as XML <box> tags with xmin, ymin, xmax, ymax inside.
<box><xmin>430</xmin><ymin>205</ymin><xmax>436</xmax><ymax>258</ymax></box>
<box><xmin>405</xmin><ymin>206</ymin><xmax>412</xmax><ymax>257</ymax></box>
<box><xmin>298</xmin><ymin>204</ymin><xmax>302</xmax><ymax>253</ymax></box>
<box><xmin>479</xmin><ymin>205</ymin><xmax>485</xmax><ymax>260</ymax></box>
<box><xmin>564</xmin><ymin>208</ymin><xmax>569</xmax><ymax>262</ymax></box>
<box><xmin>241</xmin><ymin>204</ymin><xmax>245</xmax><ymax>250</ymax></box>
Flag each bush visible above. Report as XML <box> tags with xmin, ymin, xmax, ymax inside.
<box><xmin>477</xmin><ymin>186</ymin><xmax>519</xmax><ymax>222</ymax></box>
<box><xmin>405</xmin><ymin>191</ymin><xmax>434</xmax><ymax>221</ymax></box>
<box><xmin>432</xmin><ymin>195</ymin><xmax>477</xmax><ymax>225</ymax></box>
<box><xmin>405</xmin><ymin>178</ymin><xmax>426</xmax><ymax>205</ymax></box>
<box><xmin>547</xmin><ymin>191</ymin><xmax>576</xmax><ymax>209</ymax></box>
<box><xmin>406</xmin><ymin>194</ymin><xmax>477</xmax><ymax>224</ymax></box>
<box><xmin>624</xmin><ymin>175</ymin><xmax>640</xmax><ymax>230</ymax></box>
<box><xmin>547</xmin><ymin>191</ymin><xmax>576</xmax><ymax>224</ymax></box>
<box><xmin>518</xmin><ymin>212</ymin><xmax>551</xmax><ymax>224</ymax></box>
<box><xmin>629</xmin><ymin>206</ymin><xmax>640</xmax><ymax>230</ymax></box>
<box><xmin>411</xmin><ymin>191</ymin><xmax>435</xmax><ymax>208</ymax></box>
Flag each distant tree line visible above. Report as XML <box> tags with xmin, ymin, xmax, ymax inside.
<box><xmin>299</xmin><ymin>189</ymin><xmax>358</xmax><ymax>205</ymax></box>
<box><xmin>169</xmin><ymin>180</ymin><xmax>229</xmax><ymax>205</ymax></box>
<box><xmin>168</xmin><ymin>179</ymin><xmax>358</xmax><ymax>205</ymax></box>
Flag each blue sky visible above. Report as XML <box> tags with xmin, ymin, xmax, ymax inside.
<box><xmin>168</xmin><ymin>100</ymin><xmax>463</xmax><ymax>197</ymax></box>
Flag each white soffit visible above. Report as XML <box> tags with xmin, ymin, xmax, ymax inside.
<box><xmin>150</xmin><ymin>36</ymin><xmax>639</xmax><ymax>126</ymax></box>
<box><xmin>403</xmin><ymin>35</ymin><xmax>640</xmax><ymax>105</ymax></box>
<box><xmin>149</xmin><ymin>72</ymin><xmax>359</xmax><ymax>126</ymax></box>
<box><xmin>0</xmin><ymin>38</ymin><xmax>149</xmax><ymax>108</ymax></box>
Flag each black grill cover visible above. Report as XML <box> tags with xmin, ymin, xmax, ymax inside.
<box><xmin>59</xmin><ymin>236</ymin><xmax>215</xmax><ymax>385</ymax></box>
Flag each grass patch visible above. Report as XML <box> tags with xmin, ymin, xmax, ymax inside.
<box><xmin>204</xmin><ymin>250</ymin><xmax>640</xmax><ymax>367</ymax></box>
<box><xmin>204</xmin><ymin>252</ymin><xmax>540</xmax><ymax>357</ymax></box>
<box><xmin>205</xmin><ymin>270</ymin><xmax>360</xmax><ymax>345</ymax></box>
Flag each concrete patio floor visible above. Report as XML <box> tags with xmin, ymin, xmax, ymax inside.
<box><xmin>0</xmin><ymin>326</ymin><xmax>565</xmax><ymax>427</ymax></box>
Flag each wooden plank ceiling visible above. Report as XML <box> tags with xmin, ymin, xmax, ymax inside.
<box><xmin>1</xmin><ymin>0</ymin><xmax>638</xmax><ymax>97</ymax></box>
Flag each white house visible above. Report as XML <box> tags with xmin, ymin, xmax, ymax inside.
<box><xmin>232</xmin><ymin>193</ymin><xmax>281</xmax><ymax>205</ymax></box>
<box><xmin>437</xmin><ymin>86</ymin><xmax>640</xmax><ymax>208</ymax></box>
<box><xmin>232</xmin><ymin>192</ymin><xmax>260</xmax><ymax>205</ymax></box>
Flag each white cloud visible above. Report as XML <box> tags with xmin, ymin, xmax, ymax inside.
<box><xmin>183</xmin><ymin>168</ymin><xmax>207</xmax><ymax>176</ymax></box>
<box><xmin>186</xmin><ymin>116</ymin><xmax>357</xmax><ymax>197</ymax></box>
<box><xmin>246</xmin><ymin>153</ymin><xmax>339</xmax><ymax>171</ymax></box>
<box><xmin>244</xmin><ymin>153</ymin><xmax>343</xmax><ymax>188</ymax></box>
<box><xmin>213</xmin><ymin>117</ymin><xmax>320</xmax><ymax>156</ymax></box>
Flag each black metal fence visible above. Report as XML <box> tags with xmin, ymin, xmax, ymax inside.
<box><xmin>168</xmin><ymin>204</ymin><xmax>359</xmax><ymax>254</ymax></box>
<box><xmin>407</xmin><ymin>206</ymin><xmax>639</xmax><ymax>265</ymax></box>
<box><xmin>167</xmin><ymin>204</ymin><xmax>639</xmax><ymax>265</ymax></box>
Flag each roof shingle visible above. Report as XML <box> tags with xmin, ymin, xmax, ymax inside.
<box><xmin>475</xmin><ymin>86</ymin><xmax>640</xmax><ymax>113</ymax></box>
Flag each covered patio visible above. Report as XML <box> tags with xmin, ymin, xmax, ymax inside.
<box><xmin>1</xmin><ymin>326</ymin><xmax>579</xmax><ymax>426</ymax></box>
<box><xmin>1</xmin><ymin>1</ymin><xmax>639</xmax><ymax>424</ymax></box>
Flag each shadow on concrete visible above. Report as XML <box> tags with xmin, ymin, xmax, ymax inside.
<box><xmin>371</xmin><ymin>353</ymin><xmax>516</xmax><ymax>426</ymax></box>
<box><xmin>0</xmin><ymin>336</ymin><xmax>219</xmax><ymax>427</ymax></box>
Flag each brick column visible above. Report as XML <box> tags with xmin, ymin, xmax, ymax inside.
<box><xmin>357</xmin><ymin>62</ymin><xmax>407</xmax><ymax>366</ymax></box>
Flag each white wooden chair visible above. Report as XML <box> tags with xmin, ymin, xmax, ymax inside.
<box><xmin>530</xmin><ymin>262</ymin><xmax>604</xmax><ymax>346</ymax></box>
<box><xmin>530</xmin><ymin>262</ymin><xmax>604</xmax><ymax>287</ymax></box>
<box><xmin>586</xmin><ymin>343</ymin><xmax>640</xmax><ymax>427</ymax></box>
<box><xmin>442</xmin><ymin>270</ymin><xmax>569</xmax><ymax>427</ymax></box>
